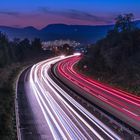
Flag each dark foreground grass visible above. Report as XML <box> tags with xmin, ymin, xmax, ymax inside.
<box><xmin>0</xmin><ymin>64</ymin><xmax>22</xmax><ymax>140</ymax></box>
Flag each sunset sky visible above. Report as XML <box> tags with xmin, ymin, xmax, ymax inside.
<box><xmin>0</xmin><ymin>0</ymin><xmax>140</xmax><ymax>29</ymax></box>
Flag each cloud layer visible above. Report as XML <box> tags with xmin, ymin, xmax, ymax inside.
<box><xmin>39</xmin><ymin>7</ymin><xmax>113</xmax><ymax>24</ymax></box>
<box><xmin>0</xmin><ymin>7</ymin><xmax>114</xmax><ymax>28</ymax></box>
<box><xmin>0</xmin><ymin>10</ymin><xmax>20</xmax><ymax>16</ymax></box>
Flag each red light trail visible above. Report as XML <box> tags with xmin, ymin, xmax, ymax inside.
<box><xmin>56</xmin><ymin>56</ymin><xmax>140</xmax><ymax>131</ymax></box>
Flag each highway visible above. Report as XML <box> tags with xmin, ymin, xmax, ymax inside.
<box><xmin>54</xmin><ymin>55</ymin><xmax>140</xmax><ymax>133</ymax></box>
<box><xmin>17</xmin><ymin>53</ymin><xmax>140</xmax><ymax>139</ymax></box>
<box><xmin>18</xmin><ymin>54</ymin><xmax>122</xmax><ymax>140</ymax></box>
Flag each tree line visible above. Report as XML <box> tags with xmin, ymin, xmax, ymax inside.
<box><xmin>0</xmin><ymin>33</ymin><xmax>76</xmax><ymax>68</ymax></box>
<box><xmin>0</xmin><ymin>33</ymin><xmax>43</xmax><ymax>67</ymax></box>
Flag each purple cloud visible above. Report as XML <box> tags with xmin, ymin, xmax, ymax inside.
<box><xmin>0</xmin><ymin>10</ymin><xmax>20</xmax><ymax>16</ymax></box>
<box><xmin>39</xmin><ymin>7</ymin><xmax>113</xmax><ymax>24</ymax></box>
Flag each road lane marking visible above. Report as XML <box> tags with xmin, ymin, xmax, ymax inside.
<box><xmin>122</xmin><ymin>108</ymin><xmax>138</xmax><ymax>117</ymax></box>
<box><xmin>83</xmin><ymin>87</ymin><xmax>91</xmax><ymax>92</ymax></box>
<box><xmin>98</xmin><ymin>95</ymin><xmax>108</xmax><ymax>101</ymax></box>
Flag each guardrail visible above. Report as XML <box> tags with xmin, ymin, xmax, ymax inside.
<box><xmin>15</xmin><ymin>66</ymin><xmax>31</xmax><ymax>140</ymax></box>
<box><xmin>15</xmin><ymin>69</ymin><xmax>22</xmax><ymax>140</ymax></box>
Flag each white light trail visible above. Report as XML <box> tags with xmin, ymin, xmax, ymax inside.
<box><xmin>28</xmin><ymin>55</ymin><xmax>121</xmax><ymax>140</ymax></box>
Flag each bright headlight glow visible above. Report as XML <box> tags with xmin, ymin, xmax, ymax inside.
<box><xmin>60</xmin><ymin>55</ymin><xmax>65</xmax><ymax>59</ymax></box>
<box><xmin>74</xmin><ymin>53</ymin><xmax>81</xmax><ymax>56</ymax></box>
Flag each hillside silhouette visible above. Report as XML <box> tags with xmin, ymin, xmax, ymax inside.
<box><xmin>77</xmin><ymin>14</ymin><xmax>140</xmax><ymax>95</ymax></box>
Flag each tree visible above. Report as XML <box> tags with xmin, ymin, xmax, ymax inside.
<box><xmin>15</xmin><ymin>38</ymin><xmax>31</xmax><ymax>62</ymax></box>
<box><xmin>31</xmin><ymin>38</ymin><xmax>42</xmax><ymax>51</ymax></box>
<box><xmin>62</xmin><ymin>43</ymin><xmax>74</xmax><ymax>55</ymax></box>
<box><xmin>124</xmin><ymin>13</ymin><xmax>134</xmax><ymax>31</ymax></box>
<box><xmin>114</xmin><ymin>14</ymin><xmax>124</xmax><ymax>32</ymax></box>
<box><xmin>0</xmin><ymin>32</ymin><xmax>10</xmax><ymax>66</ymax></box>
<box><xmin>114</xmin><ymin>13</ymin><xmax>134</xmax><ymax>32</ymax></box>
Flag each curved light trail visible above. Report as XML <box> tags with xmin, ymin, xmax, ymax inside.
<box><xmin>28</xmin><ymin>55</ymin><xmax>121</xmax><ymax>140</ymax></box>
<box><xmin>56</xmin><ymin>55</ymin><xmax>140</xmax><ymax>131</ymax></box>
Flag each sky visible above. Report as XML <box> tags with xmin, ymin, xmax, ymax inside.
<box><xmin>0</xmin><ymin>0</ymin><xmax>140</xmax><ymax>29</ymax></box>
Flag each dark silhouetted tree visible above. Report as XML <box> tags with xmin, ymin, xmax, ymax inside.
<box><xmin>115</xmin><ymin>13</ymin><xmax>134</xmax><ymax>32</ymax></box>
<box><xmin>62</xmin><ymin>44</ymin><xmax>74</xmax><ymax>55</ymax></box>
<box><xmin>15</xmin><ymin>38</ymin><xmax>31</xmax><ymax>62</ymax></box>
<box><xmin>31</xmin><ymin>38</ymin><xmax>42</xmax><ymax>51</ymax></box>
<box><xmin>0</xmin><ymin>32</ymin><xmax>10</xmax><ymax>66</ymax></box>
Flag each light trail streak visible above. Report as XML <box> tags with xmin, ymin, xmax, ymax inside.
<box><xmin>56</xmin><ymin>55</ymin><xmax>140</xmax><ymax>131</ymax></box>
<box><xmin>44</xmin><ymin>70</ymin><xmax>121</xmax><ymax>140</ymax></box>
<box><xmin>43</xmin><ymin>56</ymin><xmax>121</xmax><ymax>140</ymax></box>
<box><xmin>70</xmin><ymin>57</ymin><xmax>140</xmax><ymax>105</ymax></box>
<box><xmin>28</xmin><ymin>55</ymin><xmax>121</xmax><ymax>140</ymax></box>
<box><xmin>57</xmin><ymin>57</ymin><xmax>140</xmax><ymax>119</ymax></box>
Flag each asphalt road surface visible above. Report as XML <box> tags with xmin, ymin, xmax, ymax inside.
<box><xmin>17</xmin><ymin>55</ymin><xmax>121</xmax><ymax>140</ymax></box>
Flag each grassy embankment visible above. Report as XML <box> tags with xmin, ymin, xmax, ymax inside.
<box><xmin>0</xmin><ymin>63</ymin><xmax>23</xmax><ymax>140</ymax></box>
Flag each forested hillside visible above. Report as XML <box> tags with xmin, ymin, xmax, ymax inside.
<box><xmin>77</xmin><ymin>14</ymin><xmax>140</xmax><ymax>95</ymax></box>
